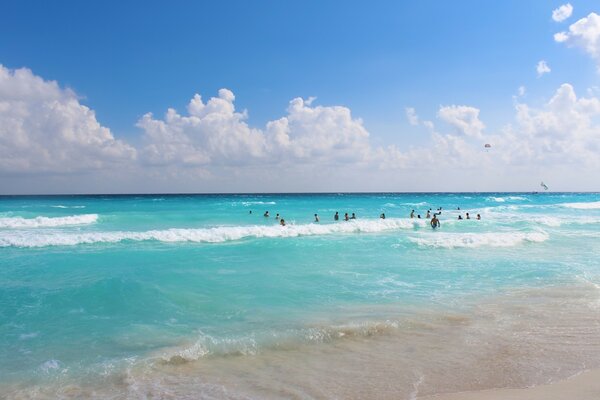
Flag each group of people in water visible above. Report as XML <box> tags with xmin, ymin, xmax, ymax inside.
<box><xmin>408</xmin><ymin>207</ymin><xmax>481</xmax><ymax>228</ymax></box>
<box><xmin>255</xmin><ymin>206</ymin><xmax>481</xmax><ymax>229</ymax></box>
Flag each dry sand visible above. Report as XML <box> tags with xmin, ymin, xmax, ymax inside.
<box><xmin>419</xmin><ymin>369</ymin><xmax>600</xmax><ymax>400</ymax></box>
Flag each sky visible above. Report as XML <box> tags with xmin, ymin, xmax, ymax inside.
<box><xmin>1</xmin><ymin>0</ymin><xmax>599</xmax><ymax>193</ymax></box>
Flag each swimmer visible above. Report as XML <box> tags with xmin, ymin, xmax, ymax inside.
<box><xmin>426</xmin><ymin>210</ymin><xmax>431</xmax><ymax>218</ymax></box>
<box><xmin>477</xmin><ymin>214</ymin><xmax>481</xmax><ymax>220</ymax></box>
<box><xmin>275</xmin><ymin>213</ymin><xmax>280</xmax><ymax>220</ymax></box>
<box><xmin>249</xmin><ymin>210</ymin><xmax>252</xmax><ymax>214</ymax></box>
<box><xmin>380</xmin><ymin>213</ymin><xmax>386</xmax><ymax>219</ymax></box>
<box><xmin>314</xmin><ymin>213</ymin><xmax>320</xmax><ymax>222</ymax></box>
<box><xmin>458</xmin><ymin>215</ymin><xmax>463</xmax><ymax>220</ymax></box>
<box><xmin>466</xmin><ymin>212</ymin><xmax>470</xmax><ymax>220</ymax></box>
<box><xmin>430</xmin><ymin>215</ymin><xmax>440</xmax><ymax>228</ymax></box>
<box><xmin>334</xmin><ymin>211</ymin><xmax>339</xmax><ymax>221</ymax></box>
<box><xmin>280</xmin><ymin>218</ymin><xmax>286</xmax><ymax>226</ymax></box>
<box><xmin>350</xmin><ymin>213</ymin><xmax>356</xmax><ymax>219</ymax></box>
<box><xmin>417</xmin><ymin>214</ymin><xmax>421</xmax><ymax>219</ymax></box>
<box><xmin>344</xmin><ymin>212</ymin><xmax>349</xmax><ymax>221</ymax></box>
<box><xmin>264</xmin><ymin>211</ymin><xmax>269</xmax><ymax>217</ymax></box>
<box><xmin>410</xmin><ymin>210</ymin><xmax>415</xmax><ymax>218</ymax></box>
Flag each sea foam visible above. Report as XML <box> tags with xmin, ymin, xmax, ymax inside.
<box><xmin>408</xmin><ymin>231</ymin><xmax>549</xmax><ymax>248</ymax></box>
<box><xmin>0</xmin><ymin>214</ymin><xmax>98</xmax><ymax>228</ymax></box>
<box><xmin>0</xmin><ymin>218</ymin><xmax>422</xmax><ymax>248</ymax></box>
<box><xmin>562</xmin><ymin>201</ymin><xmax>600</xmax><ymax>210</ymax></box>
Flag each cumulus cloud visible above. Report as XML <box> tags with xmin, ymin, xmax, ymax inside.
<box><xmin>0</xmin><ymin>65</ymin><xmax>135</xmax><ymax>174</ymax></box>
<box><xmin>437</xmin><ymin>105</ymin><xmax>485</xmax><ymax>138</ymax></box>
<box><xmin>552</xmin><ymin>3</ymin><xmax>573</xmax><ymax>22</ymax></box>
<box><xmin>518</xmin><ymin>86</ymin><xmax>526</xmax><ymax>97</ymax></box>
<box><xmin>536</xmin><ymin>60</ymin><xmax>551</xmax><ymax>77</ymax></box>
<box><xmin>138</xmin><ymin>89</ymin><xmax>265</xmax><ymax>167</ymax></box>
<box><xmin>138</xmin><ymin>90</ymin><xmax>370</xmax><ymax>168</ymax></box>
<box><xmin>2</xmin><ymin>64</ymin><xmax>599</xmax><ymax>192</ymax></box>
<box><xmin>265</xmin><ymin>97</ymin><xmax>370</xmax><ymax>163</ymax></box>
<box><xmin>554</xmin><ymin>13</ymin><xmax>600</xmax><ymax>68</ymax></box>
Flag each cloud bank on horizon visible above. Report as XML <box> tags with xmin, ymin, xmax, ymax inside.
<box><xmin>0</xmin><ymin>2</ymin><xmax>599</xmax><ymax>193</ymax></box>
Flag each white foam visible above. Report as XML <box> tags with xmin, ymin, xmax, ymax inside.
<box><xmin>0</xmin><ymin>218</ymin><xmax>422</xmax><ymax>248</ymax></box>
<box><xmin>0</xmin><ymin>214</ymin><xmax>98</xmax><ymax>228</ymax></box>
<box><xmin>486</xmin><ymin>196</ymin><xmax>527</xmax><ymax>203</ymax></box>
<box><xmin>408</xmin><ymin>231</ymin><xmax>549</xmax><ymax>248</ymax></box>
<box><xmin>240</xmin><ymin>201</ymin><xmax>276</xmax><ymax>206</ymax></box>
<box><xmin>562</xmin><ymin>201</ymin><xmax>600</xmax><ymax>210</ymax></box>
<box><xmin>51</xmin><ymin>205</ymin><xmax>86</xmax><ymax>209</ymax></box>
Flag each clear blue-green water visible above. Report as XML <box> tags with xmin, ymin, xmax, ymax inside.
<box><xmin>1</xmin><ymin>193</ymin><xmax>600</xmax><ymax>398</ymax></box>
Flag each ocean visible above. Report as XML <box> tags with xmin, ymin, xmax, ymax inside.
<box><xmin>1</xmin><ymin>193</ymin><xmax>600</xmax><ymax>399</ymax></box>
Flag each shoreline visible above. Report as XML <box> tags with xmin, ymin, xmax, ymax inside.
<box><xmin>419</xmin><ymin>369</ymin><xmax>600</xmax><ymax>400</ymax></box>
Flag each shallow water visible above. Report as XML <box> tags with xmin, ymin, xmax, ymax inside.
<box><xmin>1</xmin><ymin>193</ymin><xmax>599</xmax><ymax>398</ymax></box>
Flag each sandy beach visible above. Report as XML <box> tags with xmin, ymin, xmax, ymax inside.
<box><xmin>420</xmin><ymin>369</ymin><xmax>600</xmax><ymax>400</ymax></box>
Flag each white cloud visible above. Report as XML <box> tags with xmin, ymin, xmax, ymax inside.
<box><xmin>1</xmin><ymin>64</ymin><xmax>599</xmax><ymax>192</ymax></box>
<box><xmin>554</xmin><ymin>12</ymin><xmax>600</xmax><ymax>68</ymax></box>
<box><xmin>518</xmin><ymin>86</ymin><xmax>526</xmax><ymax>97</ymax></box>
<box><xmin>265</xmin><ymin>97</ymin><xmax>370</xmax><ymax>163</ymax></box>
<box><xmin>552</xmin><ymin>3</ymin><xmax>573</xmax><ymax>22</ymax></box>
<box><xmin>0</xmin><ymin>65</ymin><xmax>135</xmax><ymax>174</ymax></box>
<box><xmin>138</xmin><ymin>89</ymin><xmax>266</xmax><ymax>167</ymax></box>
<box><xmin>138</xmin><ymin>90</ymin><xmax>371</xmax><ymax>168</ymax></box>
<box><xmin>536</xmin><ymin>60</ymin><xmax>551</xmax><ymax>77</ymax></box>
<box><xmin>405</xmin><ymin>107</ymin><xmax>419</xmax><ymax>125</ymax></box>
<box><xmin>437</xmin><ymin>105</ymin><xmax>485</xmax><ymax>138</ymax></box>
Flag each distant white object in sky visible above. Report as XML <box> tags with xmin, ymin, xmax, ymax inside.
<box><xmin>536</xmin><ymin>60</ymin><xmax>551</xmax><ymax>77</ymax></box>
<box><xmin>552</xmin><ymin>3</ymin><xmax>573</xmax><ymax>22</ymax></box>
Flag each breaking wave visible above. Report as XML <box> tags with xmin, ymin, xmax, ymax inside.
<box><xmin>0</xmin><ymin>214</ymin><xmax>98</xmax><ymax>228</ymax></box>
<box><xmin>562</xmin><ymin>201</ymin><xmax>600</xmax><ymax>210</ymax></box>
<box><xmin>486</xmin><ymin>196</ymin><xmax>527</xmax><ymax>203</ymax></box>
<box><xmin>408</xmin><ymin>231</ymin><xmax>549</xmax><ymax>248</ymax></box>
<box><xmin>0</xmin><ymin>218</ymin><xmax>422</xmax><ymax>248</ymax></box>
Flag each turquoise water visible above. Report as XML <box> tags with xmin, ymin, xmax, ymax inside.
<box><xmin>1</xmin><ymin>193</ymin><xmax>600</xmax><ymax>398</ymax></box>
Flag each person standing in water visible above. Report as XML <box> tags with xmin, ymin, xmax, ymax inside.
<box><xmin>426</xmin><ymin>210</ymin><xmax>431</xmax><ymax>218</ymax></box>
<box><xmin>350</xmin><ymin>213</ymin><xmax>356</xmax><ymax>219</ymax></box>
<box><xmin>410</xmin><ymin>210</ymin><xmax>415</xmax><ymax>218</ymax></box>
<box><xmin>477</xmin><ymin>214</ymin><xmax>481</xmax><ymax>220</ymax></box>
<box><xmin>314</xmin><ymin>214</ymin><xmax>320</xmax><ymax>222</ymax></box>
<box><xmin>264</xmin><ymin>211</ymin><xmax>269</xmax><ymax>217</ymax></box>
<box><xmin>380</xmin><ymin>213</ymin><xmax>386</xmax><ymax>219</ymax></box>
<box><xmin>431</xmin><ymin>215</ymin><xmax>440</xmax><ymax>228</ymax></box>
<box><xmin>344</xmin><ymin>213</ymin><xmax>349</xmax><ymax>221</ymax></box>
<box><xmin>334</xmin><ymin>212</ymin><xmax>339</xmax><ymax>221</ymax></box>
<box><xmin>466</xmin><ymin>213</ymin><xmax>470</xmax><ymax>220</ymax></box>
<box><xmin>280</xmin><ymin>219</ymin><xmax>286</xmax><ymax>226</ymax></box>
<box><xmin>275</xmin><ymin>213</ymin><xmax>280</xmax><ymax>220</ymax></box>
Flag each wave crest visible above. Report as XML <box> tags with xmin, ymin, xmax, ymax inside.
<box><xmin>408</xmin><ymin>231</ymin><xmax>549</xmax><ymax>248</ymax></box>
<box><xmin>562</xmin><ymin>201</ymin><xmax>600</xmax><ymax>210</ymax></box>
<box><xmin>0</xmin><ymin>214</ymin><xmax>98</xmax><ymax>228</ymax></box>
<box><xmin>0</xmin><ymin>218</ymin><xmax>422</xmax><ymax>248</ymax></box>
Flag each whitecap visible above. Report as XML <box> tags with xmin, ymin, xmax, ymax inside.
<box><xmin>0</xmin><ymin>218</ymin><xmax>422</xmax><ymax>248</ymax></box>
<box><xmin>0</xmin><ymin>214</ymin><xmax>98</xmax><ymax>228</ymax></box>
<box><xmin>562</xmin><ymin>201</ymin><xmax>600</xmax><ymax>210</ymax></box>
<box><xmin>408</xmin><ymin>231</ymin><xmax>549</xmax><ymax>248</ymax></box>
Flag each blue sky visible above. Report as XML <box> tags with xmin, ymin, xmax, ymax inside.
<box><xmin>1</xmin><ymin>1</ymin><xmax>599</xmax><ymax>193</ymax></box>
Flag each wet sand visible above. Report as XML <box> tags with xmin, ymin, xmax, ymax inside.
<box><xmin>419</xmin><ymin>369</ymin><xmax>600</xmax><ymax>400</ymax></box>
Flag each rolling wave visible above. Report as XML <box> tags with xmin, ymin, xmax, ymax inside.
<box><xmin>0</xmin><ymin>214</ymin><xmax>98</xmax><ymax>228</ymax></box>
<box><xmin>0</xmin><ymin>218</ymin><xmax>422</xmax><ymax>248</ymax></box>
<box><xmin>408</xmin><ymin>231</ymin><xmax>549</xmax><ymax>248</ymax></box>
<box><xmin>562</xmin><ymin>201</ymin><xmax>600</xmax><ymax>210</ymax></box>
